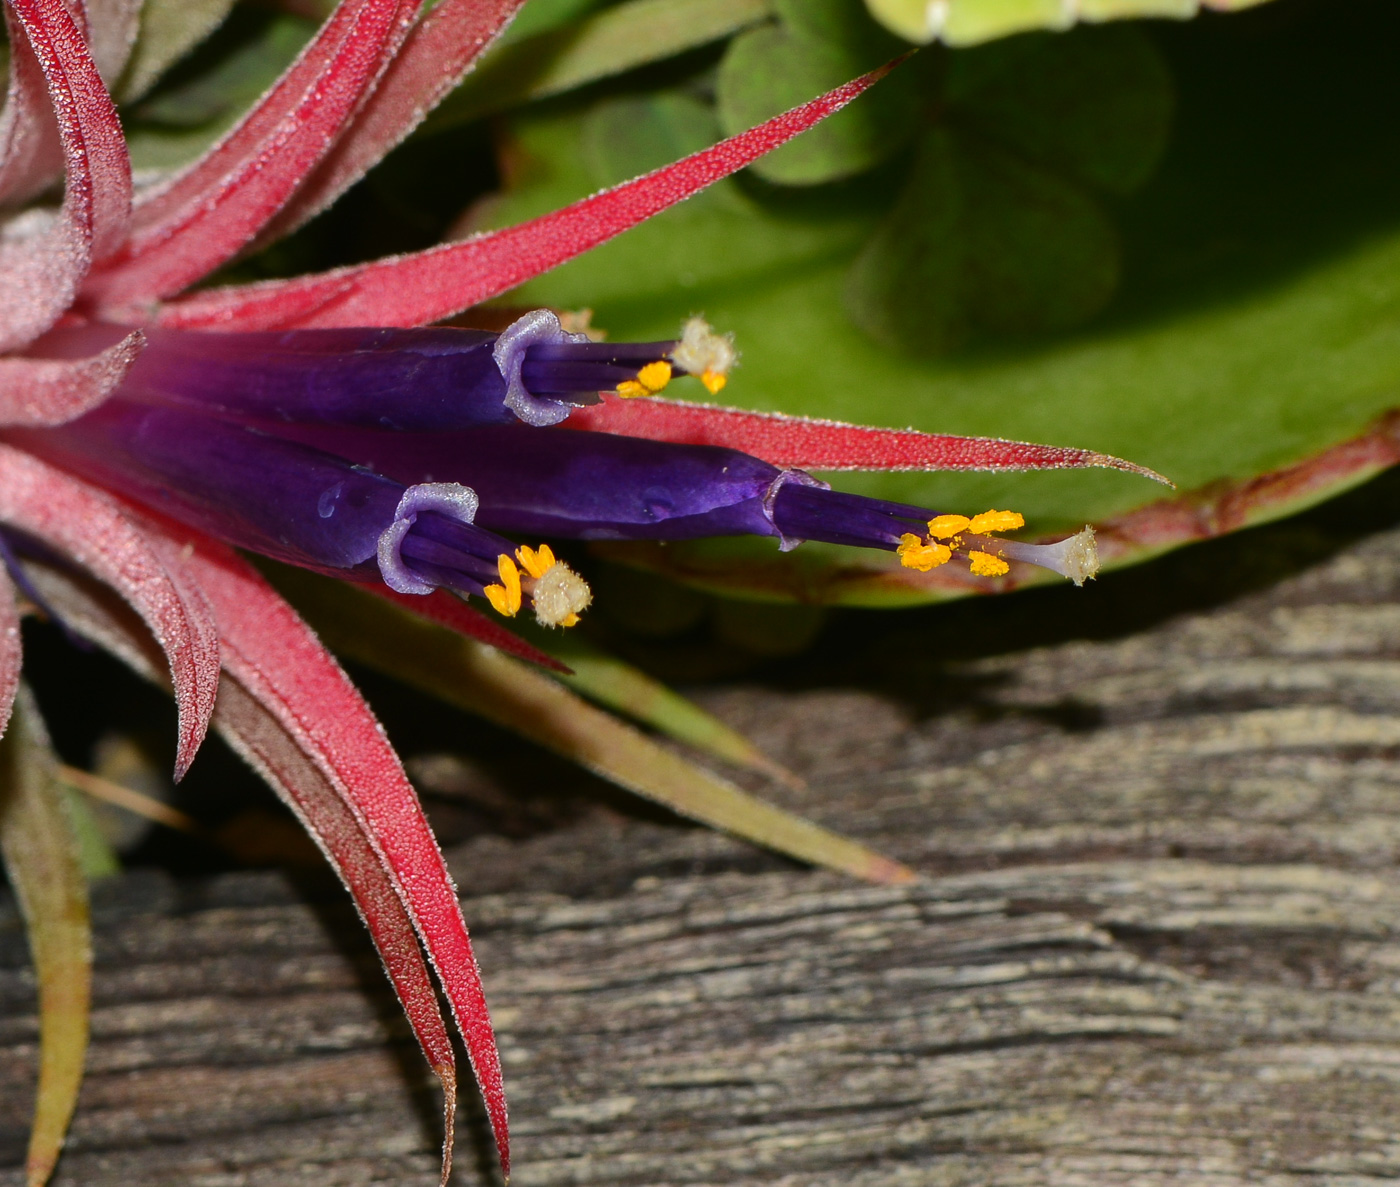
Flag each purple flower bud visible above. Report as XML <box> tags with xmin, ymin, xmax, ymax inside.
<box><xmin>107</xmin><ymin>311</ymin><xmax>685</xmax><ymax>431</ymax></box>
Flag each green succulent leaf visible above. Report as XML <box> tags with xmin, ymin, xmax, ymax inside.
<box><xmin>946</xmin><ymin>25</ymin><xmax>1173</xmax><ymax>195</ymax></box>
<box><xmin>864</xmin><ymin>0</ymin><xmax>1273</xmax><ymax>47</ymax></box>
<box><xmin>846</xmin><ymin>126</ymin><xmax>1121</xmax><ymax>351</ymax></box>
<box><xmin>425</xmin><ymin>0</ymin><xmax>773</xmax><ymax>134</ymax></box>
<box><xmin>0</xmin><ymin>688</ymin><xmax>94</xmax><ymax>1187</ymax></box>
<box><xmin>715</xmin><ymin>1</ymin><xmax>920</xmax><ymax>185</ymax></box>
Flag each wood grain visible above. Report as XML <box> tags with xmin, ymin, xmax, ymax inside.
<box><xmin>6</xmin><ymin>491</ymin><xmax>1400</xmax><ymax>1185</ymax></box>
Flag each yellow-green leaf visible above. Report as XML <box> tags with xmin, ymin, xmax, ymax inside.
<box><xmin>424</xmin><ymin>0</ymin><xmax>772</xmax><ymax>133</ymax></box>
<box><xmin>271</xmin><ymin>568</ymin><xmax>914</xmax><ymax>885</ymax></box>
<box><xmin>117</xmin><ymin>0</ymin><xmax>239</xmax><ymax>103</ymax></box>
<box><xmin>0</xmin><ymin>687</ymin><xmax>93</xmax><ymax>1187</ymax></box>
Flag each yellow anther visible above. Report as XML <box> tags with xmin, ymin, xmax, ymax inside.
<box><xmin>896</xmin><ymin>533</ymin><xmax>952</xmax><ymax>572</ymax></box>
<box><xmin>616</xmin><ymin>360</ymin><xmax>672</xmax><ymax>398</ymax></box>
<box><xmin>926</xmin><ymin>514</ymin><xmax>970</xmax><ymax>540</ymax></box>
<box><xmin>559</xmin><ymin>613</ymin><xmax>580</xmax><ymax>628</ymax></box>
<box><xmin>515</xmin><ymin>542</ymin><xmax>556</xmax><ymax>580</ymax></box>
<box><xmin>484</xmin><ymin>585</ymin><xmax>513</xmax><ymax>616</ymax></box>
<box><xmin>700</xmin><ymin>368</ymin><xmax>727</xmax><ymax>394</ymax></box>
<box><xmin>967</xmin><ymin>509</ymin><xmax>1025</xmax><ymax>536</ymax></box>
<box><xmin>485</xmin><ymin>554</ymin><xmax>522</xmax><ymax>616</ymax></box>
<box><xmin>968</xmin><ymin>551</ymin><xmax>1010</xmax><ymax>577</ymax></box>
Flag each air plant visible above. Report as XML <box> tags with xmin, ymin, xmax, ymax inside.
<box><xmin>0</xmin><ymin>1</ymin><xmax>1170</xmax><ymax>1184</ymax></box>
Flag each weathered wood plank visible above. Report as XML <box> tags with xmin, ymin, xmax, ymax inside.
<box><xmin>6</xmin><ymin>498</ymin><xmax>1400</xmax><ymax>1185</ymax></box>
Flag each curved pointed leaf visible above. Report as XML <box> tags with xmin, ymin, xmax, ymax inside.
<box><xmin>0</xmin><ymin>446</ymin><xmax>219</xmax><ymax>778</ymax></box>
<box><xmin>0</xmin><ymin>686</ymin><xmax>91</xmax><ymax>1187</ymax></box>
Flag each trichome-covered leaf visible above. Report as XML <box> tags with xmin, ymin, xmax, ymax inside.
<box><xmin>0</xmin><ymin>687</ymin><xmax>92</xmax><ymax>1187</ymax></box>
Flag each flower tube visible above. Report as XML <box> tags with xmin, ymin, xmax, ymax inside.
<box><xmin>268</xmin><ymin>422</ymin><xmax>1100</xmax><ymax>584</ymax></box>
<box><xmin>10</xmin><ymin>402</ymin><xmax>591</xmax><ymax>625</ymax></box>
<box><xmin>100</xmin><ymin>312</ymin><xmax>735</xmax><ymax>430</ymax></box>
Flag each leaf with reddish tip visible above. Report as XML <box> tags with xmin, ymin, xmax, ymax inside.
<box><xmin>0</xmin><ymin>685</ymin><xmax>92</xmax><ymax>1187</ymax></box>
<box><xmin>20</xmin><ymin>548</ymin><xmax>487</xmax><ymax>1187</ymax></box>
<box><xmin>0</xmin><ymin>446</ymin><xmax>219</xmax><ymax>778</ymax></box>
<box><xmin>86</xmin><ymin>0</ymin><xmax>418</xmax><ymax>305</ymax></box>
<box><xmin>276</xmin><ymin>567</ymin><xmax>918</xmax><ymax>886</ymax></box>
<box><xmin>372</xmin><ymin>585</ymin><xmax>570</xmax><ymax>673</ymax></box>
<box><xmin>156</xmin><ymin>537</ymin><xmax>510</xmax><ymax>1180</ymax></box>
<box><xmin>0</xmin><ymin>0</ymin><xmax>132</xmax><ymax>352</ymax></box>
<box><xmin>0</xmin><ymin>566</ymin><xmax>20</xmax><ymax>740</ymax></box>
<box><xmin>568</xmin><ymin>393</ymin><xmax>1172</xmax><ymax>483</ymax></box>
<box><xmin>0</xmin><ymin>330</ymin><xmax>144</xmax><ymax>427</ymax></box>
<box><xmin>0</xmin><ymin>4</ymin><xmax>64</xmax><ymax>206</ymax></box>
<box><xmin>121</xmin><ymin>0</ymin><xmax>405</xmax><ymax>236</ymax></box>
<box><xmin>150</xmin><ymin>61</ymin><xmax>905</xmax><ymax>330</ymax></box>
<box><xmin>258</xmin><ymin>0</ymin><xmax>527</xmax><ymax>243</ymax></box>
<box><xmin>82</xmin><ymin>0</ymin><xmax>143</xmax><ymax>88</ymax></box>
<box><xmin>213</xmin><ymin>675</ymin><xmax>463</xmax><ymax>1186</ymax></box>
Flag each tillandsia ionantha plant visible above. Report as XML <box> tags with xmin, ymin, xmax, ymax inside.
<box><xmin>13</xmin><ymin>0</ymin><xmax>1378</xmax><ymax>1182</ymax></box>
<box><xmin>0</xmin><ymin>1</ymin><xmax>1173</xmax><ymax>1181</ymax></box>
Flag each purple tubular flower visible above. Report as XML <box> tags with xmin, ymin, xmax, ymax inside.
<box><xmin>10</xmin><ymin>401</ymin><xmax>527</xmax><ymax>598</ymax></box>
<box><xmin>112</xmin><ymin>310</ymin><xmax>687</xmax><ymax>431</ymax></box>
<box><xmin>266</xmin><ymin>423</ymin><xmax>1100</xmax><ymax>584</ymax></box>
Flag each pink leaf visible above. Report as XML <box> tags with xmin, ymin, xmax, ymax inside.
<box><xmin>80</xmin><ymin>0</ymin><xmax>142</xmax><ymax>87</ymax></box>
<box><xmin>0</xmin><ymin>3</ymin><xmax>64</xmax><ymax>206</ymax></box>
<box><xmin>0</xmin><ymin>328</ymin><xmax>143</xmax><ymax>427</ymax></box>
<box><xmin>150</xmin><ymin>61</ymin><xmax>903</xmax><ymax>331</ymax></box>
<box><xmin>212</xmin><ymin>675</ymin><xmax>462</xmax><ymax>1186</ymax></box>
<box><xmin>258</xmin><ymin>0</ymin><xmax>526</xmax><ymax>244</ymax></box>
<box><xmin>0</xmin><ymin>445</ymin><xmax>218</xmax><ymax>778</ymax></box>
<box><xmin>85</xmin><ymin>0</ymin><xmax>418</xmax><ymax>306</ymax></box>
<box><xmin>121</xmin><ymin>0</ymin><xmax>412</xmax><ymax>237</ymax></box>
<box><xmin>18</xmin><ymin>552</ymin><xmax>466</xmax><ymax>1186</ymax></box>
<box><xmin>374</xmin><ymin>586</ymin><xmax>570</xmax><ymax>674</ymax></box>
<box><xmin>0</xmin><ymin>565</ymin><xmax>20</xmax><ymax>740</ymax></box>
<box><xmin>0</xmin><ymin>0</ymin><xmax>131</xmax><ymax>352</ymax></box>
<box><xmin>159</xmin><ymin>536</ymin><xmax>510</xmax><ymax>1179</ymax></box>
<box><xmin>567</xmin><ymin>394</ymin><xmax>1173</xmax><ymax>482</ymax></box>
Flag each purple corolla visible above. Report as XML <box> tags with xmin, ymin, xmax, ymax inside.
<box><xmin>14</xmin><ymin>314</ymin><xmax>1098</xmax><ymax>630</ymax></box>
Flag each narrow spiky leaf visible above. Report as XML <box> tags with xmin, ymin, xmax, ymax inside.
<box><xmin>568</xmin><ymin>394</ymin><xmax>1173</xmax><ymax>482</ymax></box>
<box><xmin>0</xmin><ymin>446</ymin><xmax>219</xmax><ymax>779</ymax></box>
<box><xmin>21</xmin><ymin>548</ymin><xmax>481</xmax><ymax>1187</ymax></box>
<box><xmin>0</xmin><ymin>686</ymin><xmax>92</xmax><ymax>1187</ymax></box>
<box><xmin>0</xmin><ymin>0</ymin><xmax>132</xmax><ymax>352</ymax></box>
<box><xmin>280</xmin><ymin>569</ymin><xmax>917</xmax><ymax>886</ymax></box>
<box><xmin>86</xmin><ymin>0</ymin><xmax>418</xmax><ymax>303</ymax></box>
<box><xmin>0</xmin><ymin>330</ymin><xmax>144</xmax><ymax>427</ymax></box>
<box><xmin>258</xmin><ymin>0</ymin><xmax>527</xmax><ymax>242</ymax></box>
<box><xmin>150</xmin><ymin>62</ymin><xmax>904</xmax><ymax>330</ymax></box>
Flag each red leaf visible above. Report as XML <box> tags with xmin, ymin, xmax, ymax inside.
<box><xmin>0</xmin><ymin>445</ymin><xmax>218</xmax><ymax>779</ymax></box>
<box><xmin>258</xmin><ymin>0</ymin><xmax>526</xmax><ymax>244</ymax></box>
<box><xmin>0</xmin><ymin>0</ymin><xmax>131</xmax><ymax>350</ymax></box>
<box><xmin>212</xmin><ymin>675</ymin><xmax>462</xmax><ymax>1186</ymax></box>
<box><xmin>0</xmin><ymin>329</ymin><xmax>144</xmax><ymax>427</ymax></box>
<box><xmin>0</xmin><ymin>565</ymin><xmax>20</xmax><ymax>740</ymax></box>
<box><xmin>150</xmin><ymin>61</ymin><xmax>904</xmax><ymax>331</ymax></box>
<box><xmin>374</xmin><ymin>586</ymin><xmax>570</xmax><ymax>673</ymax></box>
<box><xmin>0</xmin><ymin>3</ymin><xmax>64</xmax><ymax>206</ymax></box>
<box><xmin>18</xmin><ymin>550</ymin><xmax>467</xmax><ymax>1185</ymax></box>
<box><xmin>163</xmin><ymin>537</ymin><xmax>510</xmax><ymax>1179</ymax></box>
<box><xmin>121</xmin><ymin>0</ymin><xmax>410</xmax><ymax>236</ymax></box>
<box><xmin>568</xmin><ymin>394</ymin><xmax>1173</xmax><ymax>482</ymax></box>
<box><xmin>85</xmin><ymin>0</ymin><xmax>418</xmax><ymax>306</ymax></box>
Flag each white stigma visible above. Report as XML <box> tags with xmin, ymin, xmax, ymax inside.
<box><xmin>670</xmin><ymin>316</ymin><xmax>737</xmax><ymax>385</ymax></box>
<box><xmin>996</xmin><ymin>526</ymin><xmax>1100</xmax><ymax>586</ymax></box>
<box><xmin>531</xmin><ymin>561</ymin><xmax>592</xmax><ymax>627</ymax></box>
